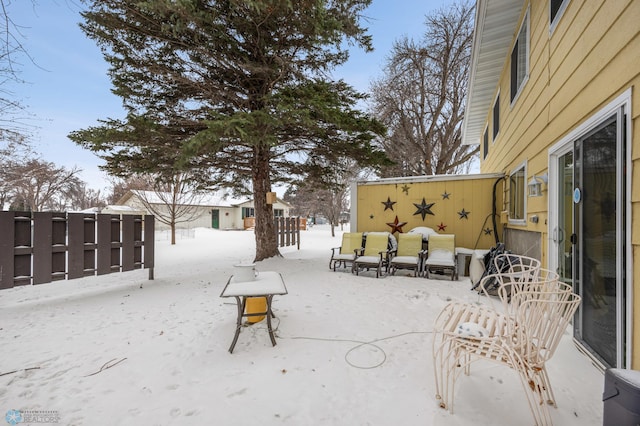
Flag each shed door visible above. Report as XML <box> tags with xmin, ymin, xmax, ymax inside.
<box><xmin>211</xmin><ymin>209</ymin><xmax>219</xmax><ymax>229</ymax></box>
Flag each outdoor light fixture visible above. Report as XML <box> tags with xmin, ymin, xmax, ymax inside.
<box><xmin>527</xmin><ymin>173</ymin><xmax>548</xmax><ymax>197</ymax></box>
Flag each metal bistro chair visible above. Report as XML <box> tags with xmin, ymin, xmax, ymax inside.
<box><xmin>433</xmin><ymin>276</ymin><xmax>579</xmax><ymax>425</ymax></box>
<box><xmin>475</xmin><ymin>253</ymin><xmax>542</xmax><ymax>297</ymax></box>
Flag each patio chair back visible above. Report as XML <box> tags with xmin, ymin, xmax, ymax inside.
<box><xmin>427</xmin><ymin>234</ymin><xmax>454</xmax><ymax>253</ymax></box>
<box><xmin>363</xmin><ymin>232</ymin><xmax>389</xmax><ymax>256</ymax></box>
<box><xmin>396</xmin><ymin>233</ymin><xmax>423</xmax><ymax>257</ymax></box>
<box><xmin>512</xmin><ymin>288</ymin><xmax>581</xmax><ymax>365</ymax></box>
<box><xmin>478</xmin><ymin>253</ymin><xmax>542</xmax><ymax>297</ymax></box>
<box><xmin>494</xmin><ymin>253</ymin><xmax>541</xmax><ymax>281</ymax></box>
<box><xmin>424</xmin><ymin>234</ymin><xmax>456</xmax><ymax>280</ymax></box>
<box><xmin>389</xmin><ymin>233</ymin><xmax>424</xmax><ymax>276</ymax></box>
<box><xmin>340</xmin><ymin>232</ymin><xmax>363</xmax><ymax>255</ymax></box>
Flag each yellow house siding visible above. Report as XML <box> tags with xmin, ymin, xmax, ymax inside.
<box><xmin>475</xmin><ymin>0</ymin><xmax>639</xmax><ymax>367</ymax></box>
<box><xmin>481</xmin><ymin>0</ymin><xmax>638</xmax><ymax>220</ymax></box>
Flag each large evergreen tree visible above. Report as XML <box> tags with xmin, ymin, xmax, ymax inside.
<box><xmin>70</xmin><ymin>0</ymin><xmax>388</xmax><ymax>260</ymax></box>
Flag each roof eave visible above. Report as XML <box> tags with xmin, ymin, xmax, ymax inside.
<box><xmin>462</xmin><ymin>0</ymin><xmax>526</xmax><ymax>145</ymax></box>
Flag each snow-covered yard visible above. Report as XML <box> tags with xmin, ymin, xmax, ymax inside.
<box><xmin>0</xmin><ymin>225</ymin><xmax>603</xmax><ymax>425</ymax></box>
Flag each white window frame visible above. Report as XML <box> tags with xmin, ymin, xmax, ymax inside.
<box><xmin>550</xmin><ymin>0</ymin><xmax>570</xmax><ymax>35</ymax></box>
<box><xmin>510</xmin><ymin>8</ymin><xmax>530</xmax><ymax>106</ymax></box>
<box><xmin>508</xmin><ymin>160</ymin><xmax>527</xmax><ymax>225</ymax></box>
<box><xmin>493</xmin><ymin>91</ymin><xmax>500</xmax><ymax>140</ymax></box>
<box><xmin>483</xmin><ymin>125</ymin><xmax>489</xmax><ymax>160</ymax></box>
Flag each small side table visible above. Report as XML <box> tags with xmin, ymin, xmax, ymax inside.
<box><xmin>220</xmin><ymin>271</ymin><xmax>288</xmax><ymax>353</ymax></box>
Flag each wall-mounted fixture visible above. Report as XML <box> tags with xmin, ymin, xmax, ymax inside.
<box><xmin>528</xmin><ymin>172</ymin><xmax>548</xmax><ymax>197</ymax></box>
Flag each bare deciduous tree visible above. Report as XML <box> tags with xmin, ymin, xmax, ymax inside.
<box><xmin>370</xmin><ymin>0</ymin><xmax>478</xmax><ymax>177</ymax></box>
<box><xmin>0</xmin><ymin>0</ymin><xmax>37</xmax><ymax>150</ymax></box>
<box><xmin>285</xmin><ymin>158</ymin><xmax>365</xmax><ymax>237</ymax></box>
<box><xmin>62</xmin><ymin>182</ymin><xmax>106</xmax><ymax>211</ymax></box>
<box><xmin>7</xmin><ymin>158</ymin><xmax>81</xmax><ymax>211</ymax></box>
<box><xmin>108</xmin><ymin>175</ymin><xmax>155</xmax><ymax>205</ymax></box>
<box><xmin>132</xmin><ymin>172</ymin><xmax>206</xmax><ymax>245</ymax></box>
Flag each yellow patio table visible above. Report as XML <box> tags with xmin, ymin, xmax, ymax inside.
<box><xmin>220</xmin><ymin>271</ymin><xmax>288</xmax><ymax>353</ymax></box>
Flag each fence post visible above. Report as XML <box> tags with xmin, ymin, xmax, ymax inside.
<box><xmin>285</xmin><ymin>217</ymin><xmax>291</xmax><ymax>247</ymax></box>
<box><xmin>33</xmin><ymin>212</ymin><xmax>53</xmax><ymax>285</ymax></box>
<box><xmin>13</xmin><ymin>212</ymin><xmax>32</xmax><ymax>286</ymax></box>
<box><xmin>122</xmin><ymin>215</ymin><xmax>134</xmax><ymax>272</ymax></box>
<box><xmin>0</xmin><ymin>212</ymin><xmax>15</xmax><ymax>289</ymax></box>
<box><xmin>144</xmin><ymin>215</ymin><xmax>155</xmax><ymax>280</ymax></box>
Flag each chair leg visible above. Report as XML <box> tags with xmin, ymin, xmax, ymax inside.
<box><xmin>509</xmin><ymin>354</ymin><xmax>554</xmax><ymax>426</ymax></box>
<box><xmin>538</xmin><ymin>365</ymin><xmax>557</xmax><ymax>407</ymax></box>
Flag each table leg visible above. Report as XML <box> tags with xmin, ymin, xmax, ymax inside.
<box><xmin>265</xmin><ymin>295</ymin><xmax>277</xmax><ymax>346</ymax></box>
<box><xmin>228</xmin><ymin>296</ymin><xmax>245</xmax><ymax>353</ymax></box>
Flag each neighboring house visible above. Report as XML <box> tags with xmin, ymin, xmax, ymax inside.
<box><xmin>116</xmin><ymin>190</ymin><xmax>292</xmax><ymax>230</ymax></box>
<box><xmin>461</xmin><ymin>0</ymin><xmax>638</xmax><ymax>369</ymax></box>
<box><xmin>77</xmin><ymin>205</ymin><xmax>146</xmax><ymax>215</ymax></box>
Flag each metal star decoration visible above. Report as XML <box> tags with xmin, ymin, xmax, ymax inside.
<box><xmin>413</xmin><ymin>197</ymin><xmax>435</xmax><ymax>220</ymax></box>
<box><xmin>441</xmin><ymin>191</ymin><xmax>451</xmax><ymax>199</ymax></box>
<box><xmin>381</xmin><ymin>196</ymin><xmax>396</xmax><ymax>211</ymax></box>
<box><xmin>484</xmin><ymin>227</ymin><xmax>493</xmax><ymax>235</ymax></box>
<box><xmin>401</xmin><ymin>184</ymin><xmax>410</xmax><ymax>194</ymax></box>
<box><xmin>437</xmin><ymin>222</ymin><xmax>447</xmax><ymax>231</ymax></box>
<box><xmin>457</xmin><ymin>208</ymin><xmax>470</xmax><ymax>219</ymax></box>
<box><xmin>386</xmin><ymin>216</ymin><xmax>407</xmax><ymax>234</ymax></box>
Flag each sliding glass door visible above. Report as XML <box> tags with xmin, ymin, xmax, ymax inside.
<box><xmin>550</xmin><ymin>102</ymin><xmax>628</xmax><ymax>369</ymax></box>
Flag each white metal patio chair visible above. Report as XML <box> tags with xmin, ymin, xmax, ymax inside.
<box><xmin>475</xmin><ymin>253</ymin><xmax>542</xmax><ymax>297</ymax></box>
<box><xmin>433</xmin><ymin>280</ymin><xmax>580</xmax><ymax>425</ymax></box>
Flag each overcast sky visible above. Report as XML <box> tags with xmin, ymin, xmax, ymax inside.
<box><xmin>7</xmin><ymin>0</ymin><xmax>445</xmax><ymax>192</ymax></box>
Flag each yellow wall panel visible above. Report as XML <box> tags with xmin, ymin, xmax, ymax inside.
<box><xmin>356</xmin><ymin>175</ymin><xmax>504</xmax><ymax>250</ymax></box>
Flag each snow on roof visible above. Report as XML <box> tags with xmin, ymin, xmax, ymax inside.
<box><xmin>131</xmin><ymin>190</ymin><xmax>249</xmax><ymax>207</ymax></box>
<box><xmin>104</xmin><ymin>205</ymin><xmax>140</xmax><ymax>211</ymax></box>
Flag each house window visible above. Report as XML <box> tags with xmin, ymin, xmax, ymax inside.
<box><xmin>550</xmin><ymin>0</ymin><xmax>569</xmax><ymax>28</ymax></box>
<box><xmin>509</xmin><ymin>163</ymin><xmax>526</xmax><ymax>222</ymax></box>
<box><xmin>483</xmin><ymin>127</ymin><xmax>489</xmax><ymax>159</ymax></box>
<box><xmin>510</xmin><ymin>10</ymin><xmax>529</xmax><ymax>103</ymax></box>
<box><xmin>274</xmin><ymin>209</ymin><xmax>284</xmax><ymax>217</ymax></box>
<box><xmin>493</xmin><ymin>93</ymin><xmax>500</xmax><ymax>139</ymax></box>
<box><xmin>241</xmin><ymin>207</ymin><xmax>255</xmax><ymax>218</ymax></box>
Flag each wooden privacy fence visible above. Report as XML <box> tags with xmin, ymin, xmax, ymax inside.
<box><xmin>274</xmin><ymin>216</ymin><xmax>301</xmax><ymax>249</ymax></box>
<box><xmin>243</xmin><ymin>216</ymin><xmax>307</xmax><ymax>231</ymax></box>
<box><xmin>243</xmin><ymin>216</ymin><xmax>302</xmax><ymax>249</ymax></box>
<box><xmin>0</xmin><ymin>211</ymin><xmax>155</xmax><ymax>290</ymax></box>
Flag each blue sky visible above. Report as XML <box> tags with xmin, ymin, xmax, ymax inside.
<box><xmin>7</xmin><ymin>0</ymin><xmax>445</xmax><ymax>192</ymax></box>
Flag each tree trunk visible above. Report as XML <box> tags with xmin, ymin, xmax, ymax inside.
<box><xmin>330</xmin><ymin>222</ymin><xmax>335</xmax><ymax>237</ymax></box>
<box><xmin>252</xmin><ymin>144</ymin><xmax>280</xmax><ymax>261</ymax></box>
<box><xmin>171</xmin><ymin>220</ymin><xmax>176</xmax><ymax>245</ymax></box>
